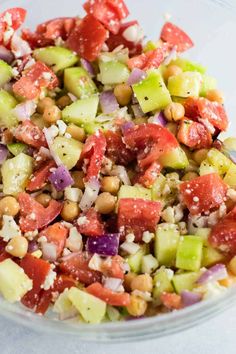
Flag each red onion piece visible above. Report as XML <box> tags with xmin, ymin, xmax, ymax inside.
<box><xmin>163</xmin><ymin>46</ymin><xmax>177</xmax><ymax>66</ymax></box>
<box><xmin>0</xmin><ymin>45</ymin><xmax>14</xmax><ymax>64</ymax></box>
<box><xmin>100</xmin><ymin>91</ymin><xmax>119</xmax><ymax>114</ymax></box>
<box><xmin>127</xmin><ymin>68</ymin><xmax>146</xmax><ymax>86</ymax></box>
<box><xmin>43</xmin><ymin>127</ymin><xmax>62</xmax><ymax>166</ymax></box>
<box><xmin>42</xmin><ymin>242</ymin><xmax>57</xmax><ymax>262</ymax></box>
<box><xmin>80</xmin><ymin>58</ymin><xmax>95</xmax><ymax>77</ymax></box>
<box><xmin>121</xmin><ymin>121</ymin><xmax>135</xmax><ymax>135</ymax></box>
<box><xmin>13</xmin><ymin>101</ymin><xmax>37</xmax><ymax>121</ymax></box>
<box><xmin>103</xmin><ymin>277</ymin><xmax>123</xmax><ymax>291</ymax></box>
<box><xmin>59</xmin><ymin>307</ymin><xmax>78</xmax><ymax>321</ymax></box>
<box><xmin>131</xmin><ymin>104</ymin><xmax>145</xmax><ymax>118</ymax></box>
<box><xmin>110</xmin><ymin>165</ymin><xmax>131</xmax><ymax>185</ymax></box>
<box><xmin>197</xmin><ymin>264</ymin><xmax>228</xmax><ymax>285</ymax></box>
<box><xmin>79</xmin><ymin>177</ymin><xmax>100</xmax><ymax>211</ymax></box>
<box><xmin>27</xmin><ymin>240</ymin><xmax>39</xmax><ymax>253</ymax></box>
<box><xmin>86</xmin><ymin>233</ymin><xmax>120</xmax><ymax>256</ymax></box>
<box><xmin>11</xmin><ymin>33</ymin><xmax>32</xmax><ymax>58</ymax></box>
<box><xmin>151</xmin><ymin>112</ymin><xmax>167</xmax><ymax>126</ymax></box>
<box><xmin>181</xmin><ymin>291</ymin><xmax>202</xmax><ymax>307</ymax></box>
<box><xmin>0</xmin><ymin>144</ymin><xmax>8</xmax><ymax>164</ymax></box>
<box><xmin>49</xmin><ymin>165</ymin><xmax>74</xmax><ymax>191</ymax></box>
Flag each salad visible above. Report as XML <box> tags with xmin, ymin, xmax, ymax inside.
<box><xmin>0</xmin><ymin>0</ymin><xmax>235</xmax><ymax>325</ymax></box>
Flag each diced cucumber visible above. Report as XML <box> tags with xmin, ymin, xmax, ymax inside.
<box><xmin>133</xmin><ymin>70</ymin><xmax>171</xmax><ymax>113</ymax></box>
<box><xmin>107</xmin><ymin>305</ymin><xmax>121</xmax><ymax>322</ymax></box>
<box><xmin>118</xmin><ymin>185</ymin><xmax>151</xmax><ymax>201</ymax></box>
<box><xmin>207</xmin><ymin>148</ymin><xmax>232</xmax><ymax>175</ymax></box>
<box><xmin>153</xmin><ymin>268</ymin><xmax>174</xmax><ymax>299</ymax></box>
<box><xmin>53</xmin><ymin>289</ymin><xmax>77</xmax><ymax>319</ymax></box>
<box><xmin>223</xmin><ymin>137</ymin><xmax>236</xmax><ymax>151</ymax></box>
<box><xmin>7</xmin><ymin>143</ymin><xmax>27</xmax><ymax>156</ymax></box>
<box><xmin>0</xmin><ymin>89</ymin><xmax>18</xmax><ymax>128</ymax></box>
<box><xmin>171</xmin><ymin>58</ymin><xmax>206</xmax><ymax>74</ymax></box>
<box><xmin>2</xmin><ymin>153</ymin><xmax>33</xmax><ymax>196</ymax></box>
<box><xmin>0</xmin><ymin>259</ymin><xmax>32</xmax><ymax>303</ymax></box>
<box><xmin>194</xmin><ymin>228</ymin><xmax>211</xmax><ymax>245</ymax></box>
<box><xmin>34</xmin><ymin>46</ymin><xmax>78</xmax><ymax>72</ymax></box>
<box><xmin>176</xmin><ymin>236</ymin><xmax>203</xmax><ymax>272</ymax></box>
<box><xmin>51</xmin><ymin>136</ymin><xmax>83</xmax><ymax>170</ymax></box>
<box><xmin>31</xmin><ymin>113</ymin><xmax>45</xmax><ymax>129</ymax></box>
<box><xmin>68</xmin><ymin>287</ymin><xmax>106</xmax><ymax>324</ymax></box>
<box><xmin>62</xmin><ymin>95</ymin><xmax>99</xmax><ymax>126</ymax></box>
<box><xmin>202</xmin><ymin>245</ymin><xmax>225</xmax><ymax>267</ymax></box>
<box><xmin>224</xmin><ymin>164</ymin><xmax>236</xmax><ymax>187</ymax></box>
<box><xmin>64</xmin><ymin>67</ymin><xmax>97</xmax><ymax>98</ymax></box>
<box><xmin>172</xmin><ymin>272</ymin><xmax>199</xmax><ymax>294</ymax></box>
<box><xmin>199</xmin><ymin>159</ymin><xmax>218</xmax><ymax>176</ymax></box>
<box><xmin>159</xmin><ymin>147</ymin><xmax>189</xmax><ymax>169</ymax></box>
<box><xmin>141</xmin><ymin>254</ymin><xmax>158</xmax><ymax>274</ymax></box>
<box><xmin>151</xmin><ymin>174</ymin><xmax>166</xmax><ymax>201</ymax></box>
<box><xmin>168</xmin><ymin>72</ymin><xmax>202</xmax><ymax>98</ymax></box>
<box><xmin>127</xmin><ymin>245</ymin><xmax>148</xmax><ymax>273</ymax></box>
<box><xmin>155</xmin><ymin>223</ymin><xmax>180</xmax><ymax>266</ymax></box>
<box><xmin>83</xmin><ymin>121</ymin><xmax>113</xmax><ymax>134</ymax></box>
<box><xmin>98</xmin><ymin>60</ymin><xmax>130</xmax><ymax>85</ymax></box>
<box><xmin>0</xmin><ymin>60</ymin><xmax>13</xmax><ymax>87</ymax></box>
<box><xmin>200</xmin><ymin>75</ymin><xmax>217</xmax><ymax>97</ymax></box>
<box><xmin>143</xmin><ymin>40</ymin><xmax>157</xmax><ymax>52</ymax></box>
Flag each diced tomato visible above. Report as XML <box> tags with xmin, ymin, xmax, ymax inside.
<box><xmin>160</xmin><ymin>22</ymin><xmax>194</xmax><ymax>53</ymax></box>
<box><xmin>180</xmin><ymin>173</ymin><xmax>227</xmax><ymax>215</ymax></box>
<box><xmin>39</xmin><ymin>223</ymin><xmax>68</xmax><ymax>258</ymax></box>
<box><xmin>160</xmin><ymin>292</ymin><xmax>182</xmax><ymax>310</ymax></box>
<box><xmin>59</xmin><ymin>252</ymin><xmax>102</xmax><ymax>285</ymax></box>
<box><xmin>14</xmin><ymin>120</ymin><xmax>47</xmax><ymax>149</ymax></box>
<box><xmin>177</xmin><ymin>119</ymin><xmax>212</xmax><ymax>149</ymax></box>
<box><xmin>123</xmin><ymin>123</ymin><xmax>179</xmax><ymax>169</ymax></box>
<box><xmin>66</xmin><ymin>14</ymin><xmax>108</xmax><ymax>62</ymax></box>
<box><xmin>118</xmin><ymin>198</ymin><xmax>161</xmax><ymax>241</ymax></box>
<box><xmin>13</xmin><ymin>61</ymin><xmax>59</xmax><ymax>100</ymax></box>
<box><xmin>36</xmin><ymin>17</ymin><xmax>76</xmax><ymax>40</ymax></box>
<box><xmin>81</xmin><ymin>131</ymin><xmax>106</xmax><ymax>181</ymax></box>
<box><xmin>106</xmin><ymin>21</ymin><xmax>143</xmax><ymax>56</ymax></box>
<box><xmin>77</xmin><ymin>208</ymin><xmax>105</xmax><ymax>237</ymax></box>
<box><xmin>128</xmin><ymin>46</ymin><xmax>167</xmax><ymax>70</ymax></box>
<box><xmin>0</xmin><ymin>8</ymin><xmax>26</xmax><ymax>44</ymax></box>
<box><xmin>36</xmin><ymin>275</ymin><xmax>76</xmax><ymax>314</ymax></box>
<box><xmin>107</xmin><ymin>0</ymin><xmax>129</xmax><ymax>20</ymax></box>
<box><xmin>101</xmin><ymin>255</ymin><xmax>125</xmax><ymax>279</ymax></box>
<box><xmin>18</xmin><ymin>192</ymin><xmax>62</xmax><ymax>232</ymax></box>
<box><xmin>27</xmin><ymin>160</ymin><xmax>56</xmax><ymax>191</ymax></box>
<box><xmin>22</xmin><ymin>29</ymin><xmax>53</xmax><ymax>49</ymax></box>
<box><xmin>86</xmin><ymin>282</ymin><xmax>130</xmax><ymax>307</ymax></box>
<box><xmin>105</xmin><ymin>130</ymin><xmax>135</xmax><ymax>166</ymax></box>
<box><xmin>20</xmin><ymin>254</ymin><xmax>51</xmax><ymax>309</ymax></box>
<box><xmin>0</xmin><ymin>240</ymin><xmax>10</xmax><ymax>262</ymax></box>
<box><xmin>136</xmin><ymin>162</ymin><xmax>162</xmax><ymax>188</ymax></box>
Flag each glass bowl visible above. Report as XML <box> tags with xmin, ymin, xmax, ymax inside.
<box><xmin>1</xmin><ymin>0</ymin><xmax>236</xmax><ymax>342</ymax></box>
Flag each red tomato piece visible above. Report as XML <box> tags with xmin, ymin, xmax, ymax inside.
<box><xmin>36</xmin><ymin>17</ymin><xmax>76</xmax><ymax>40</ymax></box>
<box><xmin>0</xmin><ymin>240</ymin><xmax>10</xmax><ymax>262</ymax></box>
<box><xmin>13</xmin><ymin>61</ymin><xmax>59</xmax><ymax>100</ymax></box>
<box><xmin>160</xmin><ymin>292</ymin><xmax>182</xmax><ymax>310</ymax></box>
<box><xmin>105</xmin><ymin>130</ymin><xmax>135</xmax><ymax>166</ymax></box>
<box><xmin>177</xmin><ymin>119</ymin><xmax>212</xmax><ymax>149</ymax></box>
<box><xmin>66</xmin><ymin>14</ymin><xmax>108</xmax><ymax>62</ymax></box>
<box><xmin>107</xmin><ymin>0</ymin><xmax>129</xmax><ymax>20</ymax></box>
<box><xmin>101</xmin><ymin>255</ymin><xmax>125</xmax><ymax>279</ymax></box>
<box><xmin>14</xmin><ymin>120</ymin><xmax>47</xmax><ymax>149</ymax></box>
<box><xmin>18</xmin><ymin>192</ymin><xmax>62</xmax><ymax>232</ymax></box>
<box><xmin>59</xmin><ymin>252</ymin><xmax>102</xmax><ymax>285</ymax></box>
<box><xmin>180</xmin><ymin>173</ymin><xmax>227</xmax><ymax>215</ymax></box>
<box><xmin>39</xmin><ymin>223</ymin><xmax>68</xmax><ymax>258</ymax></box>
<box><xmin>128</xmin><ymin>46</ymin><xmax>167</xmax><ymax>70</ymax></box>
<box><xmin>86</xmin><ymin>282</ymin><xmax>130</xmax><ymax>307</ymax></box>
<box><xmin>0</xmin><ymin>8</ymin><xmax>26</xmax><ymax>44</ymax></box>
<box><xmin>27</xmin><ymin>160</ymin><xmax>56</xmax><ymax>191</ymax></box>
<box><xmin>77</xmin><ymin>208</ymin><xmax>105</xmax><ymax>237</ymax></box>
<box><xmin>123</xmin><ymin>123</ymin><xmax>179</xmax><ymax>169</ymax></box>
<box><xmin>20</xmin><ymin>254</ymin><xmax>51</xmax><ymax>309</ymax></box>
<box><xmin>118</xmin><ymin>198</ymin><xmax>162</xmax><ymax>241</ymax></box>
<box><xmin>160</xmin><ymin>22</ymin><xmax>194</xmax><ymax>53</ymax></box>
<box><xmin>22</xmin><ymin>29</ymin><xmax>53</xmax><ymax>49</ymax></box>
<box><xmin>136</xmin><ymin>162</ymin><xmax>162</xmax><ymax>188</ymax></box>
<box><xmin>81</xmin><ymin>131</ymin><xmax>106</xmax><ymax>181</ymax></box>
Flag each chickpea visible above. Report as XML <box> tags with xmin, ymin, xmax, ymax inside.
<box><xmin>0</xmin><ymin>196</ymin><xmax>20</xmax><ymax>217</ymax></box>
<box><xmin>101</xmin><ymin>176</ymin><xmax>120</xmax><ymax>195</ymax></box>
<box><xmin>37</xmin><ymin>97</ymin><xmax>55</xmax><ymax>114</ymax></box>
<box><xmin>182</xmin><ymin>171</ymin><xmax>199</xmax><ymax>181</ymax></box>
<box><xmin>127</xmin><ymin>295</ymin><xmax>148</xmax><ymax>317</ymax></box>
<box><xmin>124</xmin><ymin>272</ymin><xmax>137</xmax><ymax>292</ymax></box>
<box><xmin>71</xmin><ymin>171</ymin><xmax>85</xmax><ymax>190</ymax></box>
<box><xmin>131</xmin><ymin>274</ymin><xmax>153</xmax><ymax>293</ymax></box>
<box><xmin>61</xmin><ymin>200</ymin><xmax>80</xmax><ymax>222</ymax></box>
<box><xmin>114</xmin><ymin>84</ymin><xmax>132</xmax><ymax>106</ymax></box>
<box><xmin>43</xmin><ymin>105</ymin><xmax>62</xmax><ymax>124</ymax></box>
<box><xmin>192</xmin><ymin>149</ymin><xmax>209</xmax><ymax>165</ymax></box>
<box><xmin>95</xmin><ymin>192</ymin><xmax>116</xmax><ymax>214</ymax></box>
<box><xmin>206</xmin><ymin>89</ymin><xmax>224</xmax><ymax>104</ymax></box>
<box><xmin>35</xmin><ymin>193</ymin><xmax>51</xmax><ymax>207</ymax></box>
<box><xmin>66</xmin><ymin>124</ymin><xmax>86</xmax><ymax>142</ymax></box>
<box><xmin>164</xmin><ymin>65</ymin><xmax>182</xmax><ymax>81</ymax></box>
<box><xmin>164</xmin><ymin>102</ymin><xmax>185</xmax><ymax>122</ymax></box>
<box><xmin>166</xmin><ymin>122</ymin><xmax>178</xmax><ymax>136</ymax></box>
<box><xmin>6</xmin><ymin>236</ymin><xmax>28</xmax><ymax>258</ymax></box>
<box><xmin>228</xmin><ymin>256</ymin><xmax>236</xmax><ymax>276</ymax></box>
<box><xmin>56</xmin><ymin>95</ymin><xmax>72</xmax><ymax>109</ymax></box>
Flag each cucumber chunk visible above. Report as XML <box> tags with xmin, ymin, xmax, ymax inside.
<box><xmin>200</xmin><ymin>75</ymin><xmax>217</xmax><ymax>97</ymax></box>
<box><xmin>172</xmin><ymin>272</ymin><xmax>199</xmax><ymax>294</ymax></box>
<box><xmin>133</xmin><ymin>70</ymin><xmax>171</xmax><ymax>113</ymax></box>
<box><xmin>141</xmin><ymin>254</ymin><xmax>158</xmax><ymax>274</ymax></box>
<box><xmin>155</xmin><ymin>223</ymin><xmax>180</xmax><ymax>266</ymax></box>
<box><xmin>51</xmin><ymin>136</ymin><xmax>83</xmax><ymax>170</ymax></box>
<box><xmin>62</xmin><ymin>95</ymin><xmax>99</xmax><ymax>126</ymax></box>
<box><xmin>202</xmin><ymin>246</ymin><xmax>225</xmax><ymax>267</ymax></box>
<box><xmin>176</xmin><ymin>236</ymin><xmax>203</xmax><ymax>272</ymax></box>
<box><xmin>98</xmin><ymin>60</ymin><xmax>130</xmax><ymax>85</ymax></box>
<box><xmin>53</xmin><ymin>289</ymin><xmax>77</xmax><ymax>319</ymax></box>
<box><xmin>199</xmin><ymin>160</ymin><xmax>218</xmax><ymax>176</ymax></box>
<box><xmin>64</xmin><ymin>67</ymin><xmax>97</xmax><ymax>98</ymax></box>
<box><xmin>151</xmin><ymin>174</ymin><xmax>166</xmax><ymax>201</ymax></box>
<box><xmin>171</xmin><ymin>58</ymin><xmax>206</xmax><ymax>74</ymax></box>
<box><xmin>153</xmin><ymin>268</ymin><xmax>174</xmax><ymax>299</ymax></box>
<box><xmin>34</xmin><ymin>46</ymin><xmax>78</xmax><ymax>72</ymax></box>
<box><xmin>224</xmin><ymin>164</ymin><xmax>236</xmax><ymax>187</ymax></box>
<box><xmin>0</xmin><ymin>59</ymin><xmax>13</xmax><ymax>87</ymax></box>
<box><xmin>118</xmin><ymin>185</ymin><xmax>152</xmax><ymax>201</ymax></box>
<box><xmin>159</xmin><ymin>147</ymin><xmax>189</xmax><ymax>169</ymax></box>
<box><xmin>168</xmin><ymin>72</ymin><xmax>202</xmax><ymax>98</ymax></box>
<box><xmin>127</xmin><ymin>245</ymin><xmax>148</xmax><ymax>273</ymax></box>
<box><xmin>7</xmin><ymin>142</ymin><xmax>27</xmax><ymax>156</ymax></box>
<box><xmin>0</xmin><ymin>89</ymin><xmax>18</xmax><ymax>128</ymax></box>
<box><xmin>207</xmin><ymin>148</ymin><xmax>232</xmax><ymax>175</ymax></box>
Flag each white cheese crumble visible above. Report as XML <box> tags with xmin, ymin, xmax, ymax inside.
<box><xmin>88</xmin><ymin>253</ymin><xmax>103</xmax><ymax>271</ymax></box>
<box><xmin>0</xmin><ymin>215</ymin><xmax>21</xmax><ymax>242</ymax></box>
<box><xmin>123</xmin><ymin>24</ymin><xmax>144</xmax><ymax>43</ymax></box>
<box><xmin>57</xmin><ymin>120</ymin><xmax>67</xmax><ymax>136</ymax></box>
<box><xmin>66</xmin><ymin>227</ymin><xmax>83</xmax><ymax>252</ymax></box>
<box><xmin>142</xmin><ymin>231</ymin><xmax>154</xmax><ymax>243</ymax></box>
<box><xmin>41</xmin><ymin>267</ymin><xmax>57</xmax><ymax>291</ymax></box>
<box><xmin>227</xmin><ymin>188</ymin><xmax>236</xmax><ymax>202</ymax></box>
<box><xmin>77</xmin><ymin>216</ymin><xmax>88</xmax><ymax>226</ymax></box>
<box><xmin>126</xmin><ymin>233</ymin><xmax>135</xmax><ymax>243</ymax></box>
<box><xmin>120</xmin><ymin>241</ymin><xmax>140</xmax><ymax>255</ymax></box>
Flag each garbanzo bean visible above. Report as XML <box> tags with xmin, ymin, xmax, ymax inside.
<box><xmin>206</xmin><ymin>89</ymin><xmax>224</xmax><ymax>104</ymax></box>
<box><xmin>131</xmin><ymin>274</ymin><xmax>153</xmax><ymax>293</ymax></box>
<box><xmin>43</xmin><ymin>105</ymin><xmax>62</xmax><ymax>124</ymax></box>
<box><xmin>101</xmin><ymin>176</ymin><xmax>120</xmax><ymax>195</ymax></box>
<box><xmin>37</xmin><ymin>97</ymin><xmax>55</xmax><ymax>114</ymax></box>
<box><xmin>6</xmin><ymin>236</ymin><xmax>28</xmax><ymax>258</ymax></box>
<box><xmin>114</xmin><ymin>84</ymin><xmax>132</xmax><ymax>106</ymax></box>
<box><xmin>124</xmin><ymin>272</ymin><xmax>137</xmax><ymax>292</ymax></box>
<box><xmin>35</xmin><ymin>193</ymin><xmax>51</xmax><ymax>207</ymax></box>
<box><xmin>95</xmin><ymin>192</ymin><xmax>116</xmax><ymax>214</ymax></box>
<box><xmin>192</xmin><ymin>149</ymin><xmax>209</xmax><ymax>165</ymax></box>
<box><xmin>228</xmin><ymin>256</ymin><xmax>236</xmax><ymax>276</ymax></box>
<box><xmin>164</xmin><ymin>65</ymin><xmax>182</xmax><ymax>81</ymax></box>
<box><xmin>61</xmin><ymin>200</ymin><xmax>80</xmax><ymax>222</ymax></box>
<box><xmin>0</xmin><ymin>196</ymin><xmax>20</xmax><ymax>217</ymax></box>
<box><xmin>182</xmin><ymin>172</ymin><xmax>199</xmax><ymax>181</ymax></box>
<box><xmin>56</xmin><ymin>95</ymin><xmax>72</xmax><ymax>109</ymax></box>
<box><xmin>166</xmin><ymin>122</ymin><xmax>178</xmax><ymax>136</ymax></box>
<box><xmin>127</xmin><ymin>295</ymin><xmax>148</xmax><ymax>317</ymax></box>
<box><xmin>66</xmin><ymin>124</ymin><xmax>86</xmax><ymax>142</ymax></box>
<box><xmin>71</xmin><ymin>171</ymin><xmax>85</xmax><ymax>190</ymax></box>
<box><xmin>164</xmin><ymin>102</ymin><xmax>185</xmax><ymax>122</ymax></box>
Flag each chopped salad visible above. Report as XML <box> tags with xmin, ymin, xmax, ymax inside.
<box><xmin>0</xmin><ymin>1</ymin><xmax>235</xmax><ymax>324</ymax></box>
